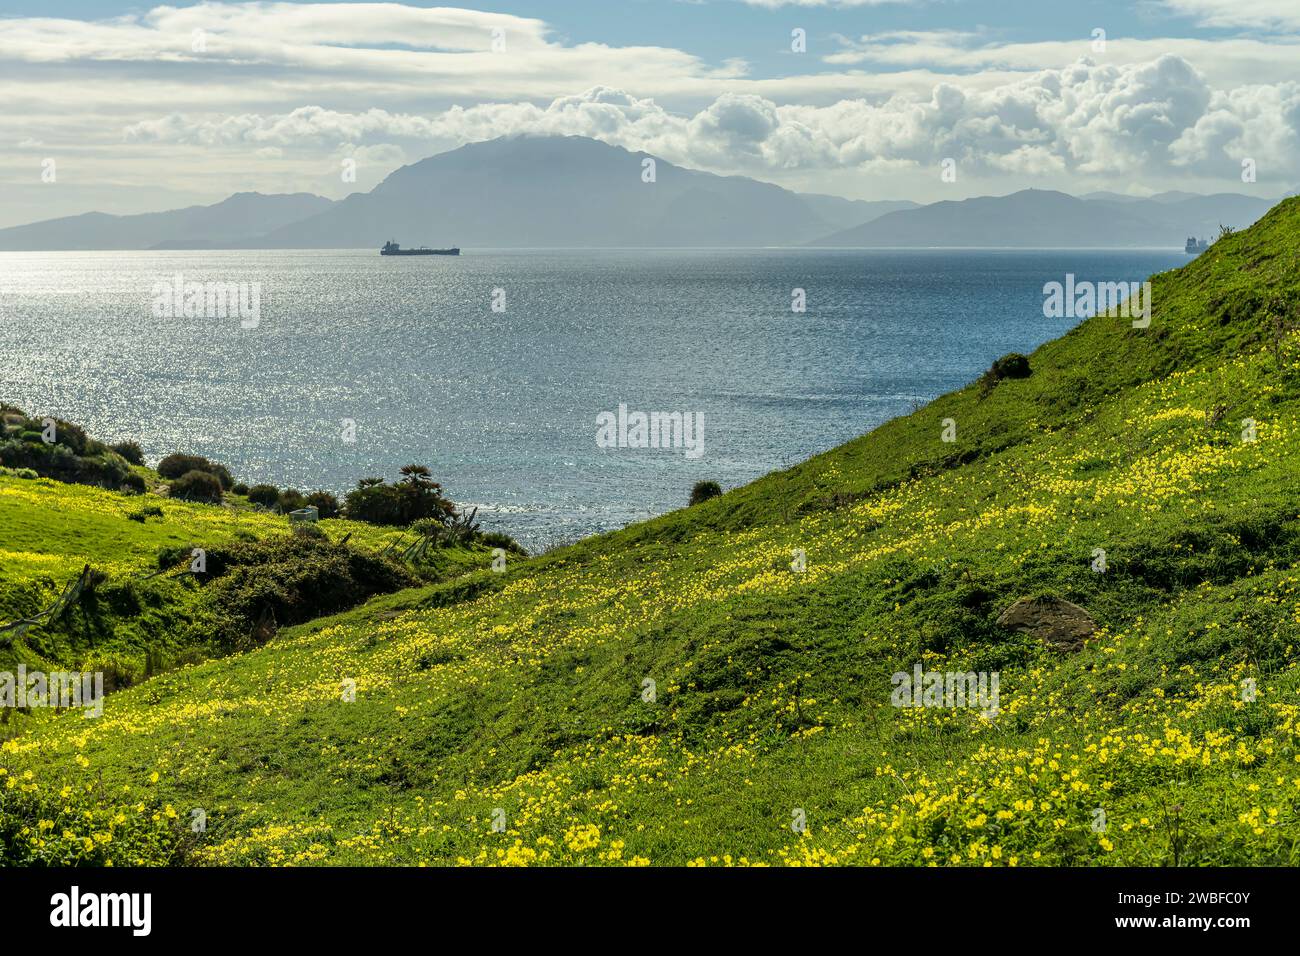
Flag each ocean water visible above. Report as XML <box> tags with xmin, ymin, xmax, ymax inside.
<box><xmin>0</xmin><ymin>248</ymin><xmax>1186</xmax><ymax>549</ymax></box>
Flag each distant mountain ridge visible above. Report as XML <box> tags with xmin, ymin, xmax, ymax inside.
<box><xmin>0</xmin><ymin>192</ymin><xmax>334</xmax><ymax>251</ymax></box>
<box><xmin>249</xmin><ymin>135</ymin><xmax>890</xmax><ymax>249</ymax></box>
<box><xmin>811</xmin><ymin>188</ymin><xmax>1276</xmax><ymax>248</ymax></box>
<box><xmin>0</xmin><ymin>135</ymin><xmax>1285</xmax><ymax>250</ymax></box>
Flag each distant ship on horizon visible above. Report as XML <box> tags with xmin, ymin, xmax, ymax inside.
<box><xmin>1185</xmin><ymin>236</ymin><xmax>1210</xmax><ymax>254</ymax></box>
<box><xmin>381</xmin><ymin>240</ymin><xmax>459</xmax><ymax>256</ymax></box>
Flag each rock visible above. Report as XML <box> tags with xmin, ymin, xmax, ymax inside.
<box><xmin>996</xmin><ymin>596</ymin><xmax>1096</xmax><ymax>652</ymax></box>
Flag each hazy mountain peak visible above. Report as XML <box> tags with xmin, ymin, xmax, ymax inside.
<box><xmin>1</xmin><ymin>135</ymin><xmax>1276</xmax><ymax>251</ymax></box>
<box><xmin>0</xmin><ymin>190</ymin><xmax>335</xmax><ymax>251</ymax></box>
<box><xmin>809</xmin><ymin>187</ymin><xmax>1272</xmax><ymax>248</ymax></box>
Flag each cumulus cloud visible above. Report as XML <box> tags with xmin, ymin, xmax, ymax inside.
<box><xmin>117</xmin><ymin>55</ymin><xmax>1300</xmax><ymax>183</ymax></box>
<box><xmin>2</xmin><ymin>0</ymin><xmax>1298</xmax><ymax>224</ymax></box>
<box><xmin>1170</xmin><ymin>83</ymin><xmax>1300</xmax><ymax>173</ymax></box>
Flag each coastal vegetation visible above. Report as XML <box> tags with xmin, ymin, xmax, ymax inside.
<box><xmin>689</xmin><ymin>480</ymin><xmax>723</xmax><ymax>506</ymax></box>
<box><xmin>1</xmin><ymin>198</ymin><xmax>1299</xmax><ymax>866</ymax></box>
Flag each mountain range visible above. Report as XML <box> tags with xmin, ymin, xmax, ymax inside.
<box><xmin>0</xmin><ymin>192</ymin><xmax>333</xmax><ymax>251</ymax></box>
<box><xmin>811</xmin><ymin>188</ymin><xmax>1277</xmax><ymax>248</ymax></box>
<box><xmin>0</xmin><ymin>135</ymin><xmax>1283</xmax><ymax>250</ymax></box>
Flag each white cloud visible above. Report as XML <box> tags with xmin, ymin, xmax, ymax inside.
<box><xmin>116</xmin><ymin>56</ymin><xmax>1300</xmax><ymax>185</ymax></box>
<box><xmin>1170</xmin><ymin>83</ymin><xmax>1300</xmax><ymax>173</ymax></box>
<box><xmin>821</xmin><ymin>29</ymin><xmax>1300</xmax><ymax>92</ymax></box>
<box><xmin>1157</xmin><ymin>0</ymin><xmax>1300</xmax><ymax>30</ymax></box>
<box><xmin>0</xmin><ymin>2</ymin><xmax>731</xmax><ymax>99</ymax></box>
<box><xmin>1</xmin><ymin>1</ymin><xmax>1298</xmax><ymax>224</ymax></box>
<box><xmin>0</xmin><ymin>2</ymin><xmax>553</xmax><ymax>63</ymax></box>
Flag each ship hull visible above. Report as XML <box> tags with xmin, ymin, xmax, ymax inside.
<box><xmin>380</xmin><ymin>248</ymin><xmax>459</xmax><ymax>256</ymax></box>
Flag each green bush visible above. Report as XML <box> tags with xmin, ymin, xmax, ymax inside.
<box><xmin>0</xmin><ymin>435</ymin><xmax>137</xmax><ymax>491</ymax></box>
<box><xmin>247</xmin><ymin>484</ymin><xmax>281</xmax><ymax>508</ymax></box>
<box><xmin>195</xmin><ymin>535</ymin><xmax>417</xmax><ymax>651</ymax></box>
<box><xmin>156</xmin><ymin>544</ymin><xmax>196</xmax><ymax>571</ymax></box>
<box><xmin>127</xmin><ymin>504</ymin><xmax>165</xmax><ymax>523</ymax></box>
<box><xmin>481</xmin><ymin>530</ymin><xmax>526</xmax><ymax>555</ymax></box>
<box><xmin>231</xmin><ymin>483</ymin><xmax>250</xmax><ymax>496</ymax></box>
<box><xmin>991</xmin><ymin>353</ymin><xmax>1032</xmax><ymax>379</ymax></box>
<box><xmin>689</xmin><ymin>480</ymin><xmax>723</xmax><ymax>506</ymax></box>
<box><xmin>980</xmin><ymin>353</ymin><xmax>1033</xmax><ymax>396</ymax></box>
<box><xmin>45</xmin><ymin>418</ymin><xmax>89</xmax><ymax>454</ymax></box>
<box><xmin>278</xmin><ymin>488</ymin><xmax>307</xmax><ymax>513</ymax></box>
<box><xmin>169</xmin><ymin>469</ymin><xmax>224</xmax><ymax>503</ymax></box>
<box><xmin>158</xmin><ymin>453</ymin><xmax>233</xmax><ymax>490</ymax></box>
<box><xmin>343</xmin><ymin>466</ymin><xmax>457</xmax><ymax>527</ymax></box>
<box><xmin>110</xmin><ymin>440</ymin><xmax>145</xmax><ymax>465</ymax></box>
<box><xmin>119</xmin><ymin>471</ymin><xmax>146</xmax><ymax>494</ymax></box>
<box><xmin>305</xmin><ymin>490</ymin><xmax>340</xmax><ymax>519</ymax></box>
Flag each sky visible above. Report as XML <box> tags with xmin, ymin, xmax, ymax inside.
<box><xmin>2</xmin><ymin>0</ymin><xmax>1298</xmax><ymax>227</ymax></box>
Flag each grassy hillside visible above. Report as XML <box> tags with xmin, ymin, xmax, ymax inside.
<box><xmin>0</xmin><ymin>473</ymin><xmax>493</xmax><ymax>685</ymax></box>
<box><xmin>3</xmin><ymin>201</ymin><xmax>1300</xmax><ymax>866</ymax></box>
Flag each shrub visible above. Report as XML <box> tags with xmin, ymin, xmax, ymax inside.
<box><xmin>156</xmin><ymin>544</ymin><xmax>196</xmax><ymax>571</ymax></box>
<box><xmin>278</xmin><ymin>488</ymin><xmax>307</xmax><ymax>513</ymax></box>
<box><xmin>247</xmin><ymin>484</ymin><xmax>281</xmax><ymax>508</ymax></box>
<box><xmin>157</xmin><ymin>453</ymin><xmax>233</xmax><ymax>490</ymax></box>
<box><xmin>979</xmin><ymin>352</ymin><xmax>1033</xmax><ymax>397</ymax></box>
<box><xmin>195</xmin><ymin>535</ymin><xmax>417</xmax><ymax>651</ymax></box>
<box><xmin>0</xmin><ymin>406</ymin><xmax>27</xmax><ymax>429</ymax></box>
<box><xmin>305</xmin><ymin>490</ymin><xmax>340</xmax><ymax>519</ymax></box>
<box><xmin>0</xmin><ymin>435</ymin><xmax>138</xmax><ymax>491</ymax></box>
<box><xmin>481</xmin><ymin>530</ymin><xmax>526</xmax><ymax>555</ymax></box>
<box><xmin>169</xmin><ymin>469</ymin><xmax>224</xmax><ymax>503</ymax></box>
<box><xmin>991</xmin><ymin>353</ymin><xmax>1032</xmax><ymax>380</ymax></box>
<box><xmin>119</xmin><ymin>471</ymin><xmax>146</xmax><ymax>494</ymax></box>
<box><xmin>45</xmin><ymin>418</ymin><xmax>88</xmax><ymax>454</ymax></box>
<box><xmin>110</xmin><ymin>440</ymin><xmax>145</xmax><ymax>465</ymax></box>
<box><xmin>156</xmin><ymin>453</ymin><xmax>206</xmax><ymax>479</ymax></box>
<box><xmin>127</xmin><ymin>505</ymin><xmax>164</xmax><ymax>523</ymax></box>
<box><xmin>343</xmin><ymin>466</ymin><xmax>457</xmax><ymax>527</ymax></box>
<box><xmin>689</xmin><ymin>480</ymin><xmax>723</xmax><ymax>506</ymax></box>
<box><xmin>231</xmin><ymin>483</ymin><xmax>250</xmax><ymax>496</ymax></box>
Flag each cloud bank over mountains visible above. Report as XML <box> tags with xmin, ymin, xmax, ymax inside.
<box><xmin>2</xmin><ymin>1</ymin><xmax>1297</xmax><ymax>227</ymax></box>
<box><xmin>123</xmin><ymin>58</ymin><xmax>1299</xmax><ymax>183</ymax></box>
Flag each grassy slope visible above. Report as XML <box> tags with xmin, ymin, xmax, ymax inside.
<box><xmin>0</xmin><ymin>477</ymin><xmax>489</xmax><ymax>678</ymax></box>
<box><xmin>4</xmin><ymin>201</ymin><xmax>1300</xmax><ymax>865</ymax></box>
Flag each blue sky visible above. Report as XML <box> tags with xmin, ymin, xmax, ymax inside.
<box><xmin>2</xmin><ymin>0</ymin><xmax>1298</xmax><ymax>226</ymax></box>
<box><xmin>4</xmin><ymin>1</ymin><xmax>1257</xmax><ymax>52</ymax></box>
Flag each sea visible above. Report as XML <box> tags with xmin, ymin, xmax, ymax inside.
<box><xmin>0</xmin><ymin>247</ymin><xmax>1187</xmax><ymax>550</ymax></box>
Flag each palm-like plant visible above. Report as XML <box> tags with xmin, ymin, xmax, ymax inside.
<box><xmin>398</xmin><ymin>464</ymin><xmax>434</xmax><ymax>487</ymax></box>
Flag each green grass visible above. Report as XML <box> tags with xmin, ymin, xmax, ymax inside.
<box><xmin>3</xmin><ymin>199</ymin><xmax>1300</xmax><ymax>866</ymax></box>
<box><xmin>0</xmin><ymin>475</ymin><xmax>490</xmax><ymax>681</ymax></box>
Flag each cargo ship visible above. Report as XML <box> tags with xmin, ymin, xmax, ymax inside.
<box><xmin>1185</xmin><ymin>237</ymin><xmax>1209</xmax><ymax>254</ymax></box>
<box><xmin>381</xmin><ymin>240</ymin><xmax>459</xmax><ymax>256</ymax></box>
